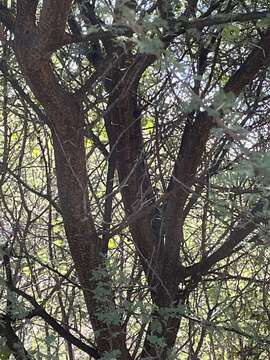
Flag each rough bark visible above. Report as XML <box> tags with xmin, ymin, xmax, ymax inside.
<box><xmin>0</xmin><ymin>1</ymin><xmax>270</xmax><ymax>358</ymax></box>
<box><xmin>12</xmin><ymin>2</ymin><xmax>130</xmax><ymax>358</ymax></box>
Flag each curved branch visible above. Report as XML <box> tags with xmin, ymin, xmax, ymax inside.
<box><xmin>6</xmin><ymin>285</ymin><xmax>100</xmax><ymax>359</ymax></box>
<box><xmin>166</xmin><ymin>26</ymin><xmax>270</xmax><ymax>228</ymax></box>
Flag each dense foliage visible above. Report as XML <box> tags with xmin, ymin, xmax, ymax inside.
<box><xmin>0</xmin><ymin>0</ymin><xmax>270</xmax><ymax>359</ymax></box>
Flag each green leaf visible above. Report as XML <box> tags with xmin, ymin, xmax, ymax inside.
<box><xmin>137</xmin><ymin>37</ymin><xmax>164</xmax><ymax>56</ymax></box>
<box><xmin>45</xmin><ymin>335</ymin><xmax>56</xmax><ymax>346</ymax></box>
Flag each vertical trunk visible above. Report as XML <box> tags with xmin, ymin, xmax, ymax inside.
<box><xmin>13</xmin><ymin>45</ymin><xmax>131</xmax><ymax>359</ymax></box>
<box><xmin>51</xmin><ymin>107</ymin><xmax>130</xmax><ymax>357</ymax></box>
<box><xmin>105</xmin><ymin>77</ymin><xmax>182</xmax><ymax>358</ymax></box>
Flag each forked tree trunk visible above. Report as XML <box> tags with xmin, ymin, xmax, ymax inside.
<box><xmin>105</xmin><ymin>72</ymin><xmax>183</xmax><ymax>358</ymax></box>
<box><xmin>13</xmin><ymin>33</ymin><xmax>131</xmax><ymax>360</ymax></box>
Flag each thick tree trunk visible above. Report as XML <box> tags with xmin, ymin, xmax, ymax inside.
<box><xmin>13</xmin><ymin>31</ymin><xmax>131</xmax><ymax>360</ymax></box>
<box><xmin>105</xmin><ymin>77</ymin><xmax>183</xmax><ymax>358</ymax></box>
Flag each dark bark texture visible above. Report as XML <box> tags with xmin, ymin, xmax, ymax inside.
<box><xmin>0</xmin><ymin>0</ymin><xmax>270</xmax><ymax>358</ymax></box>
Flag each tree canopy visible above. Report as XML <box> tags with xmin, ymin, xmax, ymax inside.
<box><xmin>0</xmin><ymin>0</ymin><xmax>270</xmax><ymax>359</ymax></box>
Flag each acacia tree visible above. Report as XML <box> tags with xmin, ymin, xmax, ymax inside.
<box><xmin>0</xmin><ymin>0</ymin><xmax>270</xmax><ymax>359</ymax></box>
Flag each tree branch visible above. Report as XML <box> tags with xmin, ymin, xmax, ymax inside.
<box><xmin>38</xmin><ymin>0</ymin><xmax>72</xmax><ymax>51</ymax></box>
<box><xmin>0</xmin><ymin>2</ymin><xmax>15</xmax><ymax>31</ymax></box>
<box><xmin>15</xmin><ymin>0</ymin><xmax>38</xmax><ymax>31</ymax></box>
<box><xmin>6</xmin><ymin>284</ymin><xmax>100</xmax><ymax>359</ymax></box>
<box><xmin>0</xmin><ymin>314</ymin><xmax>32</xmax><ymax>360</ymax></box>
<box><xmin>166</xmin><ymin>26</ymin><xmax>270</xmax><ymax>223</ymax></box>
<box><xmin>178</xmin><ymin>11</ymin><xmax>270</xmax><ymax>31</ymax></box>
<box><xmin>186</xmin><ymin>199</ymin><xmax>266</xmax><ymax>278</ymax></box>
